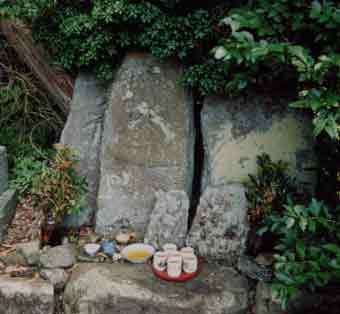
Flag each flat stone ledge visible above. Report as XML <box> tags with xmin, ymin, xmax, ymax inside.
<box><xmin>0</xmin><ymin>275</ymin><xmax>54</xmax><ymax>314</ymax></box>
<box><xmin>0</xmin><ymin>189</ymin><xmax>18</xmax><ymax>243</ymax></box>
<box><xmin>64</xmin><ymin>262</ymin><xmax>249</xmax><ymax>314</ymax></box>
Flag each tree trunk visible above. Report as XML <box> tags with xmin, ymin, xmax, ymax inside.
<box><xmin>0</xmin><ymin>20</ymin><xmax>73</xmax><ymax>115</ymax></box>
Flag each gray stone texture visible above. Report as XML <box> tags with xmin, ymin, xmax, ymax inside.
<box><xmin>39</xmin><ymin>245</ymin><xmax>77</xmax><ymax>269</ymax></box>
<box><xmin>0</xmin><ymin>276</ymin><xmax>54</xmax><ymax>314</ymax></box>
<box><xmin>16</xmin><ymin>240</ymin><xmax>41</xmax><ymax>266</ymax></box>
<box><xmin>60</xmin><ymin>72</ymin><xmax>107</xmax><ymax>227</ymax></box>
<box><xmin>40</xmin><ymin>268</ymin><xmax>69</xmax><ymax>290</ymax></box>
<box><xmin>255</xmin><ymin>282</ymin><xmax>282</xmax><ymax>314</ymax></box>
<box><xmin>238</xmin><ymin>255</ymin><xmax>273</xmax><ymax>282</ymax></box>
<box><xmin>64</xmin><ymin>263</ymin><xmax>249</xmax><ymax>314</ymax></box>
<box><xmin>202</xmin><ymin>94</ymin><xmax>317</xmax><ymax>193</ymax></box>
<box><xmin>0</xmin><ymin>146</ymin><xmax>8</xmax><ymax>195</ymax></box>
<box><xmin>187</xmin><ymin>184</ymin><xmax>248</xmax><ymax>264</ymax></box>
<box><xmin>0</xmin><ymin>189</ymin><xmax>17</xmax><ymax>243</ymax></box>
<box><xmin>96</xmin><ymin>52</ymin><xmax>195</xmax><ymax>236</ymax></box>
<box><xmin>144</xmin><ymin>190</ymin><xmax>189</xmax><ymax>249</ymax></box>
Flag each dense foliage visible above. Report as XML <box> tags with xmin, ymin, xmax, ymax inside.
<box><xmin>0</xmin><ymin>34</ymin><xmax>64</xmax><ymax>169</ymax></box>
<box><xmin>1</xmin><ymin>0</ymin><xmax>339</xmax><ymax>140</ymax></box>
<box><xmin>260</xmin><ymin>199</ymin><xmax>340</xmax><ymax>308</ymax></box>
<box><xmin>32</xmin><ymin>144</ymin><xmax>87</xmax><ymax>224</ymax></box>
<box><xmin>246</xmin><ymin>154</ymin><xmax>298</xmax><ymax>227</ymax></box>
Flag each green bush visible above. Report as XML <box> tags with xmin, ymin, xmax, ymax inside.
<box><xmin>259</xmin><ymin>199</ymin><xmax>340</xmax><ymax>308</ymax></box>
<box><xmin>32</xmin><ymin>145</ymin><xmax>87</xmax><ymax>224</ymax></box>
<box><xmin>245</xmin><ymin>154</ymin><xmax>298</xmax><ymax>227</ymax></box>
<box><xmin>0</xmin><ymin>34</ymin><xmax>64</xmax><ymax>169</ymax></box>
<box><xmin>1</xmin><ymin>0</ymin><xmax>339</xmax><ymax>140</ymax></box>
<box><xmin>215</xmin><ymin>1</ymin><xmax>340</xmax><ymax>139</ymax></box>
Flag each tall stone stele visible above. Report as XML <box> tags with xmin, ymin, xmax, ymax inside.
<box><xmin>60</xmin><ymin>72</ymin><xmax>107</xmax><ymax>227</ymax></box>
<box><xmin>96</xmin><ymin>52</ymin><xmax>195</xmax><ymax>236</ymax></box>
<box><xmin>201</xmin><ymin>94</ymin><xmax>317</xmax><ymax>192</ymax></box>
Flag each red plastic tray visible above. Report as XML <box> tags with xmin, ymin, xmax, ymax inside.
<box><xmin>150</xmin><ymin>257</ymin><xmax>203</xmax><ymax>282</ymax></box>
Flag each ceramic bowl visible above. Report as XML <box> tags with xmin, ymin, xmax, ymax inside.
<box><xmin>121</xmin><ymin>243</ymin><xmax>155</xmax><ymax>263</ymax></box>
<box><xmin>84</xmin><ymin>243</ymin><xmax>101</xmax><ymax>257</ymax></box>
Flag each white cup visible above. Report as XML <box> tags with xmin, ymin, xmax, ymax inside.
<box><xmin>163</xmin><ymin>243</ymin><xmax>178</xmax><ymax>258</ymax></box>
<box><xmin>167</xmin><ymin>255</ymin><xmax>182</xmax><ymax>278</ymax></box>
<box><xmin>183</xmin><ymin>254</ymin><xmax>198</xmax><ymax>274</ymax></box>
<box><xmin>180</xmin><ymin>247</ymin><xmax>194</xmax><ymax>255</ymax></box>
<box><xmin>153</xmin><ymin>252</ymin><xmax>167</xmax><ymax>272</ymax></box>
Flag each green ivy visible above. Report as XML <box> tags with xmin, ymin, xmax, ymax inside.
<box><xmin>259</xmin><ymin>199</ymin><xmax>340</xmax><ymax>309</ymax></box>
<box><xmin>215</xmin><ymin>0</ymin><xmax>340</xmax><ymax>139</ymax></box>
<box><xmin>1</xmin><ymin>0</ymin><xmax>339</xmax><ymax>139</ymax></box>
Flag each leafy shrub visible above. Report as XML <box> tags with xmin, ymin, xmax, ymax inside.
<box><xmin>246</xmin><ymin>154</ymin><xmax>298</xmax><ymax>227</ymax></box>
<box><xmin>10</xmin><ymin>148</ymin><xmax>51</xmax><ymax>196</ymax></box>
<box><xmin>32</xmin><ymin>145</ymin><xmax>87</xmax><ymax>224</ymax></box>
<box><xmin>260</xmin><ymin>199</ymin><xmax>340</xmax><ymax>308</ymax></box>
<box><xmin>0</xmin><ymin>34</ymin><xmax>64</xmax><ymax>169</ymax></box>
<box><xmin>214</xmin><ymin>1</ymin><xmax>340</xmax><ymax>139</ymax></box>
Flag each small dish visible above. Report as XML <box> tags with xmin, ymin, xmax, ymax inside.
<box><xmin>121</xmin><ymin>243</ymin><xmax>155</xmax><ymax>263</ymax></box>
<box><xmin>84</xmin><ymin>243</ymin><xmax>101</xmax><ymax>257</ymax></box>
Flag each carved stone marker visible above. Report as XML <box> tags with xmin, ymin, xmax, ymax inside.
<box><xmin>96</xmin><ymin>52</ymin><xmax>195</xmax><ymax>236</ymax></box>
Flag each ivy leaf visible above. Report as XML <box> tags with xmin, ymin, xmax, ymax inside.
<box><xmin>286</xmin><ymin>217</ymin><xmax>295</xmax><ymax>229</ymax></box>
<box><xmin>310</xmin><ymin>1</ymin><xmax>322</xmax><ymax>19</ymax></box>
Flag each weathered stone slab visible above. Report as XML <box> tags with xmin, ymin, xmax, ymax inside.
<box><xmin>187</xmin><ymin>184</ymin><xmax>248</xmax><ymax>264</ymax></box>
<box><xmin>40</xmin><ymin>268</ymin><xmax>69</xmax><ymax>290</ymax></box>
<box><xmin>64</xmin><ymin>263</ymin><xmax>249</xmax><ymax>314</ymax></box>
<box><xmin>202</xmin><ymin>95</ymin><xmax>317</xmax><ymax>192</ymax></box>
<box><xmin>60</xmin><ymin>72</ymin><xmax>107</xmax><ymax>227</ymax></box>
<box><xmin>39</xmin><ymin>245</ymin><xmax>77</xmax><ymax>269</ymax></box>
<box><xmin>0</xmin><ymin>146</ymin><xmax>8</xmax><ymax>195</ymax></box>
<box><xmin>16</xmin><ymin>240</ymin><xmax>41</xmax><ymax>266</ymax></box>
<box><xmin>144</xmin><ymin>190</ymin><xmax>189</xmax><ymax>249</ymax></box>
<box><xmin>0</xmin><ymin>276</ymin><xmax>54</xmax><ymax>314</ymax></box>
<box><xmin>0</xmin><ymin>189</ymin><xmax>17</xmax><ymax>243</ymax></box>
<box><xmin>96</xmin><ymin>52</ymin><xmax>195</xmax><ymax>236</ymax></box>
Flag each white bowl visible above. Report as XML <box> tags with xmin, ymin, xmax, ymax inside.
<box><xmin>121</xmin><ymin>243</ymin><xmax>155</xmax><ymax>264</ymax></box>
<box><xmin>84</xmin><ymin>243</ymin><xmax>101</xmax><ymax>257</ymax></box>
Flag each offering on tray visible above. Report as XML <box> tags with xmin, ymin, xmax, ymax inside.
<box><xmin>121</xmin><ymin>243</ymin><xmax>155</xmax><ymax>263</ymax></box>
<box><xmin>151</xmin><ymin>244</ymin><xmax>200</xmax><ymax>280</ymax></box>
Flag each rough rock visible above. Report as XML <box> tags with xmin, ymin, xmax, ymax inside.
<box><xmin>96</xmin><ymin>52</ymin><xmax>195</xmax><ymax>236</ymax></box>
<box><xmin>0</xmin><ymin>189</ymin><xmax>18</xmax><ymax>242</ymax></box>
<box><xmin>64</xmin><ymin>263</ymin><xmax>249</xmax><ymax>314</ymax></box>
<box><xmin>0</xmin><ymin>146</ymin><xmax>8</xmax><ymax>195</ymax></box>
<box><xmin>60</xmin><ymin>72</ymin><xmax>107</xmax><ymax>227</ymax></box>
<box><xmin>16</xmin><ymin>240</ymin><xmax>41</xmax><ymax>266</ymax></box>
<box><xmin>238</xmin><ymin>255</ymin><xmax>273</xmax><ymax>282</ymax></box>
<box><xmin>255</xmin><ymin>282</ymin><xmax>282</xmax><ymax>314</ymax></box>
<box><xmin>144</xmin><ymin>190</ymin><xmax>189</xmax><ymax>249</ymax></box>
<box><xmin>187</xmin><ymin>184</ymin><xmax>248</xmax><ymax>264</ymax></box>
<box><xmin>39</xmin><ymin>244</ymin><xmax>77</xmax><ymax>269</ymax></box>
<box><xmin>0</xmin><ymin>250</ymin><xmax>27</xmax><ymax>266</ymax></box>
<box><xmin>0</xmin><ymin>276</ymin><xmax>54</xmax><ymax>314</ymax></box>
<box><xmin>40</xmin><ymin>268</ymin><xmax>69</xmax><ymax>290</ymax></box>
<box><xmin>202</xmin><ymin>94</ymin><xmax>317</xmax><ymax>193</ymax></box>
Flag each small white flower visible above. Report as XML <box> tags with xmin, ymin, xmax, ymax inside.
<box><xmin>214</xmin><ymin>46</ymin><xmax>227</xmax><ymax>60</ymax></box>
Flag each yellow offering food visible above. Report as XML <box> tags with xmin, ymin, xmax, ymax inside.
<box><xmin>127</xmin><ymin>249</ymin><xmax>151</xmax><ymax>260</ymax></box>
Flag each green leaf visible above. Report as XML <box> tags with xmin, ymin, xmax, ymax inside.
<box><xmin>310</xmin><ymin>1</ymin><xmax>322</xmax><ymax>18</ymax></box>
<box><xmin>296</xmin><ymin>241</ymin><xmax>306</xmax><ymax>259</ymax></box>
<box><xmin>323</xmin><ymin>244</ymin><xmax>340</xmax><ymax>254</ymax></box>
<box><xmin>286</xmin><ymin>217</ymin><xmax>295</xmax><ymax>229</ymax></box>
